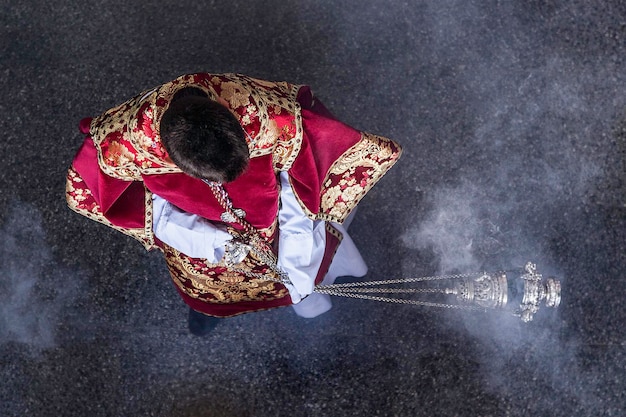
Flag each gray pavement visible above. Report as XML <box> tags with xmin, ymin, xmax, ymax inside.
<box><xmin>1</xmin><ymin>1</ymin><xmax>625</xmax><ymax>416</ymax></box>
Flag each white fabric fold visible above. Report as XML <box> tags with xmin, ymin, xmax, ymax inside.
<box><xmin>276</xmin><ymin>172</ymin><xmax>326</xmax><ymax>304</ymax></box>
<box><xmin>291</xmin><ymin>211</ymin><xmax>368</xmax><ymax>318</ymax></box>
<box><xmin>152</xmin><ymin>194</ymin><xmax>232</xmax><ymax>263</ymax></box>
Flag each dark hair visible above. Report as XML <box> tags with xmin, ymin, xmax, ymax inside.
<box><xmin>160</xmin><ymin>88</ymin><xmax>249</xmax><ymax>182</ymax></box>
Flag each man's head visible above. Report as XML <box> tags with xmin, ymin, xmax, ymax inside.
<box><xmin>160</xmin><ymin>89</ymin><xmax>249</xmax><ymax>183</ymax></box>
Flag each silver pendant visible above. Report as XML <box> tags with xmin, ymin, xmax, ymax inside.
<box><xmin>220</xmin><ymin>208</ymin><xmax>246</xmax><ymax>223</ymax></box>
<box><xmin>224</xmin><ymin>241</ymin><xmax>250</xmax><ymax>265</ymax></box>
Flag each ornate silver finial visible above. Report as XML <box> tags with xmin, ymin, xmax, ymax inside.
<box><xmin>515</xmin><ymin>262</ymin><xmax>562</xmax><ymax>322</ymax></box>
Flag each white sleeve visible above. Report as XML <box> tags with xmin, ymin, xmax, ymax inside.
<box><xmin>277</xmin><ymin>172</ymin><xmax>327</xmax><ymax>303</ymax></box>
<box><xmin>152</xmin><ymin>194</ymin><xmax>232</xmax><ymax>263</ymax></box>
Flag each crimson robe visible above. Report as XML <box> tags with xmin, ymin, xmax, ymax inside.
<box><xmin>66</xmin><ymin>73</ymin><xmax>402</xmax><ymax>317</ymax></box>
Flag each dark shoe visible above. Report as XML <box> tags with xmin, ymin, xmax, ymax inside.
<box><xmin>188</xmin><ymin>308</ymin><xmax>220</xmax><ymax>336</ymax></box>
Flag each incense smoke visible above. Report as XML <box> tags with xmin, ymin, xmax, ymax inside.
<box><xmin>400</xmin><ymin>1</ymin><xmax>625</xmax><ymax>414</ymax></box>
<box><xmin>402</xmin><ymin>1</ymin><xmax>619</xmax><ymax>277</ymax></box>
<box><xmin>0</xmin><ymin>201</ymin><xmax>83</xmax><ymax>352</ymax></box>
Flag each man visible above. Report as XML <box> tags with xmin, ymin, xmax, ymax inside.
<box><xmin>66</xmin><ymin>73</ymin><xmax>401</xmax><ymax>334</ymax></box>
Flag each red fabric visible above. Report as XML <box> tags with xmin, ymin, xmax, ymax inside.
<box><xmin>68</xmin><ymin>82</ymin><xmax>374</xmax><ymax>317</ymax></box>
<box><xmin>174</xmin><ymin>285</ymin><xmax>293</xmax><ymax>318</ymax></box>
<box><xmin>72</xmin><ymin>90</ymin><xmax>357</xmax><ymax>231</ymax></box>
<box><xmin>289</xmin><ymin>106</ymin><xmax>362</xmax><ymax>215</ymax></box>
<box><xmin>142</xmin><ymin>154</ymin><xmax>280</xmax><ymax>230</ymax></box>
<box><xmin>79</xmin><ymin>117</ymin><xmax>92</xmax><ymax>134</ymax></box>
<box><xmin>315</xmin><ymin>227</ymin><xmax>342</xmax><ymax>285</ymax></box>
<box><xmin>71</xmin><ymin>138</ymin><xmax>145</xmax><ymax>229</ymax></box>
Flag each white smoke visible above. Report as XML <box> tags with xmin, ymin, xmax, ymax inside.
<box><xmin>400</xmin><ymin>1</ymin><xmax>625</xmax><ymax>414</ymax></box>
<box><xmin>0</xmin><ymin>201</ymin><xmax>83</xmax><ymax>352</ymax></box>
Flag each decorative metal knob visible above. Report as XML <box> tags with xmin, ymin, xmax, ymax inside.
<box><xmin>516</xmin><ymin>262</ymin><xmax>561</xmax><ymax>322</ymax></box>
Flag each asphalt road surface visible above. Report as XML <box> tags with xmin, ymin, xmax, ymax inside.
<box><xmin>1</xmin><ymin>1</ymin><xmax>625</xmax><ymax>416</ymax></box>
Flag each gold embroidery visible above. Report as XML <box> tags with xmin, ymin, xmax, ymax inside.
<box><xmin>217</xmin><ymin>270</ymin><xmax>245</xmax><ymax>284</ymax></box>
<box><xmin>65</xmin><ymin>167</ymin><xmax>158</xmax><ymax>250</ymax></box>
<box><xmin>90</xmin><ymin>73</ymin><xmax>305</xmax><ymax>180</ymax></box>
<box><xmin>260</xmin><ymin>119</ymin><xmax>280</xmax><ymax>148</ymax></box>
<box><xmin>162</xmin><ymin>243</ymin><xmax>289</xmax><ymax>304</ymax></box>
<box><xmin>317</xmin><ymin>133</ymin><xmax>402</xmax><ymax>223</ymax></box>
<box><xmin>220</xmin><ymin>81</ymin><xmax>251</xmax><ymax>108</ymax></box>
<box><xmin>105</xmin><ymin>141</ymin><xmax>135</xmax><ymax>166</ymax></box>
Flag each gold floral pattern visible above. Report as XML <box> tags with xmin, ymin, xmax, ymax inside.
<box><xmin>162</xmin><ymin>243</ymin><xmax>290</xmax><ymax>304</ymax></box>
<box><xmin>89</xmin><ymin>73</ymin><xmax>305</xmax><ymax>182</ymax></box>
<box><xmin>104</xmin><ymin>140</ymin><xmax>135</xmax><ymax>167</ymax></box>
<box><xmin>318</xmin><ymin>133</ymin><xmax>402</xmax><ymax>223</ymax></box>
<box><xmin>220</xmin><ymin>81</ymin><xmax>251</xmax><ymax>108</ymax></box>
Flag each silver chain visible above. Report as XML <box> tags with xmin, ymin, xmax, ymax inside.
<box><xmin>318</xmin><ymin>271</ymin><xmax>485</xmax><ymax>288</ymax></box>
<box><xmin>317</xmin><ymin>287</ymin><xmax>450</xmax><ymax>294</ymax></box>
<box><xmin>202</xmin><ymin>180</ymin><xmax>496</xmax><ymax>311</ymax></box>
<box><xmin>313</xmin><ymin>272</ymin><xmax>491</xmax><ymax>309</ymax></box>
<box><xmin>203</xmin><ymin>179</ymin><xmax>292</xmax><ymax>286</ymax></box>
<box><xmin>314</xmin><ymin>287</ymin><xmax>487</xmax><ymax>311</ymax></box>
